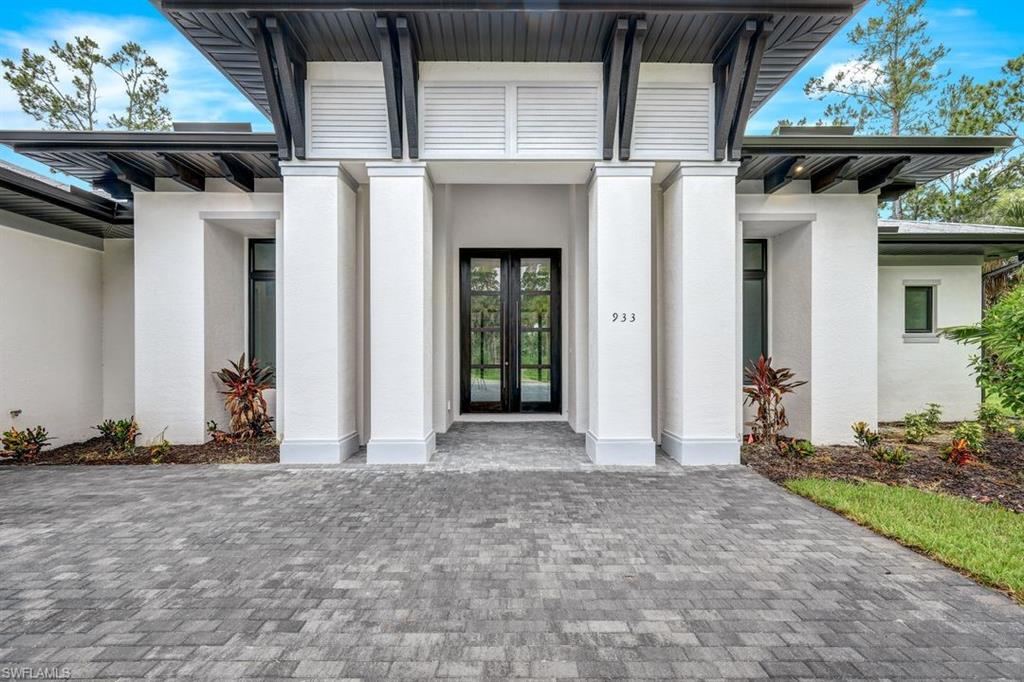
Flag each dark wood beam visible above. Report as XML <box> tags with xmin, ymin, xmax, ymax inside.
<box><xmin>377</xmin><ymin>16</ymin><xmax>404</xmax><ymax>159</ymax></box>
<box><xmin>617</xmin><ymin>17</ymin><xmax>646</xmax><ymax>161</ymax></box>
<box><xmin>104</xmin><ymin>154</ymin><xmax>155</xmax><ymax>192</ymax></box>
<box><xmin>249</xmin><ymin>16</ymin><xmax>292</xmax><ymax>160</ymax></box>
<box><xmin>810</xmin><ymin>155</ymin><xmax>857</xmax><ymax>193</ymax></box>
<box><xmin>878</xmin><ymin>180</ymin><xmax>917</xmax><ymax>203</ymax></box>
<box><xmin>156</xmin><ymin>153</ymin><xmax>206</xmax><ymax>192</ymax></box>
<box><xmin>396</xmin><ymin>17</ymin><xmax>419</xmax><ymax>159</ymax></box>
<box><xmin>214</xmin><ymin>153</ymin><xmax>255</xmax><ymax>192</ymax></box>
<box><xmin>763</xmin><ymin>155</ymin><xmax>805</xmax><ymax>194</ymax></box>
<box><xmin>266</xmin><ymin>17</ymin><xmax>306</xmax><ymax>159</ymax></box>
<box><xmin>601</xmin><ymin>19</ymin><xmax>628</xmax><ymax>161</ymax></box>
<box><xmin>713</xmin><ymin>20</ymin><xmax>755</xmax><ymax>161</ymax></box>
<box><xmin>858</xmin><ymin>156</ymin><xmax>911</xmax><ymax>194</ymax></box>
<box><xmin>92</xmin><ymin>176</ymin><xmax>134</xmax><ymax>201</ymax></box>
<box><xmin>728</xmin><ymin>20</ymin><xmax>772</xmax><ymax>161</ymax></box>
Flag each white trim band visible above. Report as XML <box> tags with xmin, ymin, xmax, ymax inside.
<box><xmin>279</xmin><ymin>160</ymin><xmax>359</xmax><ymax>192</ymax></box>
<box><xmin>280</xmin><ymin>432</ymin><xmax>360</xmax><ymax>464</ymax></box>
<box><xmin>661</xmin><ymin>431</ymin><xmax>740</xmax><ymax>465</ymax></box>
<box><xmin>585</xmin><ymin>432</ymin><xmax>656</xmax><ymax>466</ymax></box>
<box><xmin>366</xmin><ymin>432</ymin><xmax>436</xmax><ymax>464</ymax></box>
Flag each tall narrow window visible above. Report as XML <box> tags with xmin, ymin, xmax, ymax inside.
<box><xmin>742</xmin><ymin>240</ymin><xmax>767</xmax><ymax>382</ymax></box>
<box><xmin>904</xmin><ymin>285</ymin><xmax>934</xmax><ymax>334</ymax></box>
<box><xmin>249</xmin><ymin>239</ymin><xmax>276</xmax><ymax>375</ymax></box>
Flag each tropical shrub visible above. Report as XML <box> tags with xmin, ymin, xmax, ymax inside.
<box><xmin>743</xmin><ymin>355</ymin><xmax>807</xmax><ymax>448</ymax></box>
<box><xmin>903</xmin><ymin>412</ymin><xmax>931</xmax><ymax>444</ymax></box>
<box><xmin>943</xmin><ymin>283</ymin><xmax>1024</xmax><ymax>415</ymax></box>
<box><xmin>923</xmin><ymin>403</ymin><xmax>943</xmax><ymax>428</ymax></box>
<box><xmin>872</xmin><ymin>444</ymin><xmax>911</xmax><ymax>466</ymax></box>
<box><xmin>943</xmin><ymin>439</ymin><xmax>974</xmax><ymax>467</ymax></box>
<box><xmin>975</xmin><ymin>403</ymin><xmax>1007</xmax><ymax>433</ymax></box>
<box><xmin>1</xmin><ymin>425</ymin><xmax>52</xmax><ymax>461</ymax></box>
<box><xmin>780</xmin><ymin>438</ymin><xmax>815</xmax><ymax>459</ymax></box>
<box><xmin>94</xmin><ymin>417</ymin><xmax>139</xmax><ymax>452</ymax></box>
<box><xmin>212</xmin><ymin>354</ymin><xmax>275</xmax><ymax>441</ymax></box>
<box><xmin>851</xmin><ymin>421</ymin><xmax>881</xmax><ymax>450</ymax></box>
<box><xmin>147</xmin><ymin>428</ymin><xmax>171</xmax><ymax>463</ymax></box>
<box><xmin>951</xmin><ymin>421</ymin><xmax>985</xmax><ymax>456</ymax></box>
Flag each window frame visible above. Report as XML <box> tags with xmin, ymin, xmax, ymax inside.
<box><xmin>742</xmin><ymin>239</ymin><xmax>768</xmax><ymax>384</ymax></box>
<box><xmin>248</xmin><ymin>239</ymin><xmax>276</xmax><ymax>377</ymax></box>
<box><xmin>903</xmin><ymin>283</ymin><xmax>937</xmax><ymax>337</ymax></box>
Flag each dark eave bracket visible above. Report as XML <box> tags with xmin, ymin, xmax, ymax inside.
<box><xmin>601</xmin><ymin>19</ymin><xmax>628</xmax><ymax>161</ymax></box>
<box><xmin>156</xmin><ymin>153</ymin><xmax>206</xmax><ymax>192</ymax></box>
<box><xmin>810</xmin><ymin>155</ymin><xmax>857</xmax><ymax>193</ymax></box>
<box><xmin>728</xmin><ymin>19</ymin><xmax>772</xmax><ymax>162</ymax></box>
<box><xmin>878</xmin><ymin>181</ymin><xmax>917</xmax><ymax>203</ymax></box>
<box><xmin>763</xmin><ymin>155</ymin><xmax>805</xmax><ymax>194</ymax></box>
<box><xmin>713</xmin><ymin>20</ymin><xmax>756</xmax><ymax>162</ymax></box>
<box><xmin>396</xmin><ymin>17</ymin><xmax>419</xmax><ymax>158</ymax></box>
<box><xmin>377</xmin><ymin>16</ymin><xmax>404</xmax><ymax>159</ymax></box>
<box><xmin>618</xmin><ymin>17</ymin><xmax>647</xmax><ymax>161</ymax></box>
<box><xmin>214</xmin><ymin>153</ymin><xmax>256</xmax><ymax>192</ymax></box>
<box><xmin>249</xmin><ymin>16</ymin><xmax>292</xmax><ymax>160</ymax></box>
<box><xmin>858</xmin><ymin>156</ymin><xmax>911</xmax><ymax>194</ymax></box>
<box><xmin>104</xmin><ymin>154</ymin><xmax>156</xmax><ymax>192</ymax></box>
<box><xmin>266</xmin><ymin>16</ymin><xmax>307</xmax><ymax>159</ymax></box>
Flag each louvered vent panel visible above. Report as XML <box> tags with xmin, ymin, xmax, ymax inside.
<box><xmin>515</xmin><ymin>85</ymin><xmax>600</xmax><ymax>157</ymax></box>
<box><xmin>631</xmin><ymin>85</ymin><xmax>713</xmax><ymax>160</ymax></box>
<box><xmin>308</xmin><ymin>83</ymin><xmax>390</xmax><ymax>158</ymax></box>
<box><xmin>422</xmin><ymin>85</ymin><xmax>507</xmax><ymax>157</ymax></box>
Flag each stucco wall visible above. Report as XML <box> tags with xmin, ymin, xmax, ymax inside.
<box><xmin>0</xmin><ymin>214</ymin><xmax>101</xmax><ymax>446</ymax></box>
<box><xmin>878</xmin><ymin>257</ymin><xmax>982</xmax><ymax>422</ymax></box>
<box><xmin>770</xmin><ymin>225</ymin><xmax>812</xmax><ymax>439</ymax></box>
<box><xmin>102</xmin><ymin>239</ymin><xmax>135</xmax><ymax>420</ymax></box>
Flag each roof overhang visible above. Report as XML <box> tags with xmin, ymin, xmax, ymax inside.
<box><xmin>0</xmin><ymin>162</ymin><xmax>133</xmax><ymax>239</ymax></box>
<box><xmin>153</xmin><ymin>0</ymin><xmax>860</xmax><ymax>161</ymax></box>
<box><xmin>879</xmin><ymin>220</ymin><xmax>1024</xmax><ymax>257</ymax></box>
<box><xmin>0</xmin><ymin>130</ymin><xmax>281</xmax><ymax>200</ymax></box>
<box><xmin>739</xmin><ymin>135</ymin><xmax>1013</xmax><ymax>202</ymax></box>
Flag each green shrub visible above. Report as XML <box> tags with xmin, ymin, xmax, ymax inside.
<box><xmin>1</xmin><ymin>425</ymin><xmax>52</xmax><ymax>461</ymax></box>
<box><xmin>924</xmin><ymin>403</ymin><xmax>942</xmax><ymax>428</ymax></box>
<box><xmin>903</xmin><ymin>412</ymin><xmax>931</xmax><ymax>444</ymax></box>
<box><xmin>780</xmin><ymin>438</ymin><xmax>815</xmax><ymax>459</ymax></box>
<box><xmin>872</xmin><ymin>444</ymin><xmax>911</xmax><ymax>466</ymax></box>
<box><xmin>951</xmin><ymin>421</ymin><xmax>985</xmax><ymax>456</ymax></box>
<box><xmin>94</xmin><ymin>417</ymin><xmax>139</xmax><ymax>452</ymax></box>
<box><xmin>975</xmin><ymin>403</ymin><xmax>1008</xmax><ymax>433</ymax></box>
<box><xmin>851</xmin><ymin>421</ymin><xmax>880</xmax><ymax>449</ymax></box>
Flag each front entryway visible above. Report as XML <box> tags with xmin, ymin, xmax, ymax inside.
<box><xmin>459</xmin><ymin>249</ymin><xmax>561</xmax><ymax>414</ymax></box>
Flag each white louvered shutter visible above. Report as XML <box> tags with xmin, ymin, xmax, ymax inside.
<box><xmin>421</xmin><ymin>85</ymin><xmax>507</xmax><ymax>157</ymax></box>
<box><xmin>631</xmin><ymin>85</ymin><xmax>714</xmax><ymax>160</ymax></box>
<box><xmin>307</xmin><ymin>83</ymin><xmax>390</xmax><ymax>158</ymax></box>
<box><xmin>515</xmin><ymin>85</ymin><xmax>600</xmax><ymax>157</ymax></box>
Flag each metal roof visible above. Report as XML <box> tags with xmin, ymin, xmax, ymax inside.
<box><xmin>0</xmin><ymin>130</ymin><xmax>281</xmax><ymax>199</ymax></box>
<box><xmin>879</xmin><ymin>219</ymin><xmax>1024</xmax><ymax>258</ymax></box>
<box><xmin>0</xmin><ymin>160</ymin><xmax>133</xmax><ymax>239</ymax></box>
<box><xmin>153</xmin><ymin>0</ymin><xmax>858</xmax><ymax>117</ymax></box>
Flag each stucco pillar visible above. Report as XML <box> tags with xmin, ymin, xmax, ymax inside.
<box><xmin>586</xmin><ymin>163</ymin><xmax>656</xmax><ymax>465</ymax></box>
<box><xmin>366</xmin><ymin>162</ymin><xmax>434</xmax><ymax>463</ymax></box>
<box><xmin>279</xmin><ymin>161</ymin><xmax>360</xmax><ymax>463</ymax></box>
<box><xmin>661</xmin><ymin>161</ymin><xmax>742</xmax><ymax>465</ymax></box>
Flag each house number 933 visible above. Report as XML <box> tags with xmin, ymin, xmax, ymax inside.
<box><xmin>611</xmin><ymin>313</ymin><xmax>637</xmax><ymax>323</ymax></box>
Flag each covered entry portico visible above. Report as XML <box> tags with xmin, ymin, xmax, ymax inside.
<box><xmin>278</xmin><ymin>158</ymin><xmax>743</xmax><ymax>467</ymax></box>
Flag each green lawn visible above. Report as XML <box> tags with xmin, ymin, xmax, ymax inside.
<box><xmin>785</xmin><ymin>479</ymin><xmax>1024</xmax><ymax>603</ymax></box>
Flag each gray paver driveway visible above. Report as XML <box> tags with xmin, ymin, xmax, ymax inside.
<box><xmin>0</xmin><ymin>459</ymin><xmax>1022</xmax><ymax>680</ymax></box>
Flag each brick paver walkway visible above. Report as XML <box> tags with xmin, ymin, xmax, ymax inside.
<box><xmin>0</xmin><ymin>427</ymin><xmax>1021</xmax><ymax>679</ymax></box>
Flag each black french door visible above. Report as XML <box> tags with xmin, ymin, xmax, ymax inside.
<box><xmin>460</xmin><ymin>249</ymin><xmax>561</xmax><ymax>414</ymax></box>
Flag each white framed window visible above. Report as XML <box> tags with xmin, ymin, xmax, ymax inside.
<box><xmin>903</xmin><ymin>279</ymin><xmax>940</xmax><ymax>343</ymax></box>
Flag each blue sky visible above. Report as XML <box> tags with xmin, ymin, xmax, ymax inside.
<box><xmin>1</xmin><ymin>0</ymin><xmax>1021</xmax><ymax>183</ymax></box>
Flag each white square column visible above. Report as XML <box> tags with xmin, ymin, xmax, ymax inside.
<box><xmin>661</xmin><ymin>161</ymin><xmax>742</xmax><ymax>465</ymax></box>
<box><xmin>586</xmin><ymin>163</ymin><xmax>656</xmax><ymax>465</ymax></box>
<box><xmin>366</xmin><ymin>163</ymin><xmax>435</xmax><ymax>463</ymax></box>
<box><xmin>279</xmin><ymin>161</ymin><xmax>360</xmax><ymax>463</ymax></box>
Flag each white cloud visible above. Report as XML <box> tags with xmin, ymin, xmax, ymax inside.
<box><xmin>821</xmin><ymin>59</ymin><xmax>883</xmax><ymax>87</ymax></box>
<box><xmin>0</xmin><ymin>10</ymin><xmax>266</xmax><ymax>129</ymax></box>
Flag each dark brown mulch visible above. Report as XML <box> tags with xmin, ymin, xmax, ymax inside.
<box><xmin>0</xmin><ymin>437</ymin><xmax>279</xmax><ymax>466</ymax></box>
<box><xmin>745</xmin><ymin>424</ymin><xmax>1024</xmax><ymax>513</ymax></box>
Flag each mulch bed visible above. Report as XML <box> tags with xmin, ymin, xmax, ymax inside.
<box><xmin>0</xmin><ymin>437</ymin><xmax>280</xmax><ymax>466</ymax></box>
<box><xmin>745</xmin><ymin>424</ymin><xmax>1024</xmax><ymax>513</ymax></box>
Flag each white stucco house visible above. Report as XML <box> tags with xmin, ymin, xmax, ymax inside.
<box><xmin>0</xmin><ymin>0</ymin><xmax>1019</xmax><ymax>466</ymax></box>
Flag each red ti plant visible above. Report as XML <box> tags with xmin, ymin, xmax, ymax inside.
<box><xmin>943</xmin><ymin>438</ymin><xmax>973</xmax><ymax>468</ymax></box>
<box><xmin>744</xmin><ymin>355</ymin><xmax>808</xmax><ymax>449</ymax></box>
<box><xmin>213</xmin><ymin>354</ymin><xmax>275</xmax><ymax>441</ymax></box>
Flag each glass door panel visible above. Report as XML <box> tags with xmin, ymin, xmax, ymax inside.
<box><xmin>460</xmin><ymin>249</ymin><xmax>560</xmax><ymax>414</ymax></box>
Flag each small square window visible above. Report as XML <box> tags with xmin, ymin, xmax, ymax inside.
<box><xmin>904</xmin><ymin>286</ymin><xmax>934</xmax><ymax>334</ymax></box>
